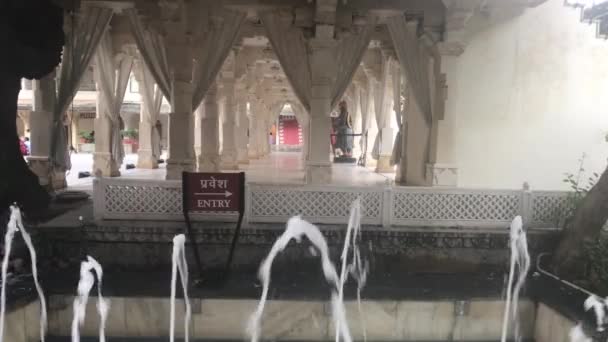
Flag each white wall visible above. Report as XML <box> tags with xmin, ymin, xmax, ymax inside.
<box><xmin>449</xmin><ymin>0</ymin><xmax>608</xmax><ymax>190</ymax></box>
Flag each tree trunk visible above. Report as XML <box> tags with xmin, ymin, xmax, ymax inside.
<box><xmin>0</xmin><ymin>0</ymin><xmax>64</xmax><ymax>215</ymax></box>
<box><xmin>553</xmin><ymin>166</ymin><xmax>608</xmax><ymax>275</ymax></box>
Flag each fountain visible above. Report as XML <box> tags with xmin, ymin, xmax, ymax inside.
<box><xmin>170</xmin><ymin>234</ymin><xmax>191</xmax><ymax>342</ymax></box>
<box><xmin>0</xmin><ymin>205</ymin><xmax>47</xmax><ymax>342</ymax></box>
<box><xmin>247</xmin><ymin>199</ymin><xmax>367</xmax><ymax>342</ymax></box>
<box><xmin>584</xmin><ymin>295</ymin><xmax>607</xmax><ymax>332</ymax></box>
<box><xmin>0</xmin><ymin>202</ymin><xmax>590</xmax><ymax>342</ymax></box>
<box><xmin>569</xmin><ymin>324</ymin><xmax>592</xmax><ymax>342</ymax></box>
<box><xmin>500</xmin><ymin>216</ymin><xmax>530</xmax><ymax>342</ymax></box>
<box><xmin>70</xmin><ymin>256</ymin><xmax>108</xmax><ymax>342</ymax></box>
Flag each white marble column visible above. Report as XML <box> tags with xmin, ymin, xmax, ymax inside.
<box><xmin>28</xmin><ymin>73</ymin><xmax>63</xmax><ymax>188</ymax></box>
<box><xmin>70</xmin><ymin>113</ymin><xmax>79</xmax><ymax>152</ymax></box>
<box><xmin>257</xmin><ymin>108</ymin><xmax>269</xmax><ymax>157</ymax></box>
<box><xmin>306</xmin><ymin>39</ymin><xmax>334</xmax><ymax>184</ymax></box>
<box><xmin>248</xmin><ymin>100</ymin><xmax>259</xmax><ymax>160</ymax></box>
<box><xmin>198</xmin><ymin>81</ymin><xmax>221</xmax><ymax>172</ymax></box>
<box><xmin>166</xmin><ymin>38</ymin><xmax>195</xmax><ymax>179</ymax></box>
<box><xmin>137</xmin><ymin>105</ymin><xmax>158</xmax><ymax>169</ymax></box>
<box><xmin>236</xmin><ymin>96</ymin><xmax>249</xmax><ymax>164</ymax></box>
<box><xmin>426</xmin><ymin>53</ymin><xmax>456</xmax><ymax>186</ymax></box>
<box><xmin>351</xmin><ymin>85</ymin><xmax>362</xmax><ymax>159</ymax></box>
<box><xmin>221</xmin><ymin>78</ymin><xmax>238</xmax><ymax>169</ymax></box>
<box><xmin>93</xmin><ymin>85</ymin><xmax>121</xmax><ymax>177</ymax></box>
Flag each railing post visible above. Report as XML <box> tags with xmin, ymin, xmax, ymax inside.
<box><xmin>382</xmin><ymin>183</ymin><xmax>393</xmax><ymax>228</ymax></box>
<box><xmin>244</xmin><ymin>183</ymin><xmax>251</xmax><ymax>226</ymax></box>
<box><xmin>521</xmin><ymin>182</ymin><xmax>532</xmax><ymax>228</ymax></box>
<box><xmin>92</xmin><ymin>177</ymin><xmax>105</xmax><ymax>221</ymax></box>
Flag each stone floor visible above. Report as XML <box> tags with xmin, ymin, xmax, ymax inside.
<box><xmin>64</xmin><ymin>151</ymin><xmax>395</xmax><ymax>192</ymax></box>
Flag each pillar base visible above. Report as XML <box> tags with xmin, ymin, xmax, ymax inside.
<box><xmin>27</xmin><ymin>156</ymin><xmax>67</xmax><ymax>190</ymax></box>
<box><xmin>305</xmin><ymin>164</ymin><xmax>332</xmax><ymax>184</ymax></box>
<box><xmin>248</xmin><ymin>150</ymin><xmax>259</xmax><ymax>160</ymax></box>
<box><xmin>27</xmin><ymin>156</ymin><xmax>51</xmax><ymax>187</ymax></box>
<box><xmin>375</xmin><ymin>155</ymin><xmax>394</xmax><ymax>173</ymax></box>
<box><xmin>196</xmin><ymin>154</ymin><xmax>220</xmax><ymax>173</ymax></box>
<box><xmin>166</xmin><ymin>158</ymin><xmax>195</xmax><ymax>180</ymax></box>
<box><xmin>137</xmin><ymin>149</ymin><xmax>158</xmax><ymax>169</ymax></box>
<box><xmin>221</xmin><ymin>150</ymin><xmax>238</xmax><ymax>170</ymax></box>
<box><xmin>237</xmin><ymin>148</ymin><xmax>249</xmax><ymax>164</ymax></box>
<box><xmin>93</xmin><ymin>152</ymin><xmax>121</xmax><ymax>178</ymax></box>
<box><xmin>426</xmin><ymin>163</ymin><xmax>458</xmax><ymax>187</ymax></box>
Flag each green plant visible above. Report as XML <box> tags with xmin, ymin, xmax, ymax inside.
<box><xmin>121</xmin><ymin>128</ymin><xmax>138</xmax><ymax>140</ymax></box>
<box><xmin>78</xmin><ymin>131</ymin><xmax>94</xmax><ymax>143</ymax></box>
<box><xmin>583</xmin><ymin>235</ymin><xmax>608</xmax><ymax>294</ymax></box>
<box><xmin>558</xmin><ymin>153</ymin><xmax>600</xmax><ymax>227</ymax></box>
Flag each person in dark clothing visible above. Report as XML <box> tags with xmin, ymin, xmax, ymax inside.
<box><xmin>336</xmin><ymin>100</ymin><xmax>354</xmax><ymax>157</ymax></box>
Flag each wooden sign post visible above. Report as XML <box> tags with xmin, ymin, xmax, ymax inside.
<box><xmin>182</xmin><ymin>172</ymin><xmax>245</xmax><ymax>279</ymax></box>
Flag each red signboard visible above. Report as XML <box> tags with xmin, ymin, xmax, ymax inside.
<box><xmin>182</xmin><ymin>172</ymin><xmax>244</xmax><ymax>212</ymax></box>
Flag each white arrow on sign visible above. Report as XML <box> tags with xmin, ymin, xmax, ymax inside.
<box><xmin>194</xmin><ymin>191</ymin><xmax>232</xmax><ymax>197</ymax></box>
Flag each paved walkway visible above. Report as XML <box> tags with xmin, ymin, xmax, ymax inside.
<box><xmin>65</xmin><ymin>151</ymin><xmax>394</xmax><ymax>191</ymax></box>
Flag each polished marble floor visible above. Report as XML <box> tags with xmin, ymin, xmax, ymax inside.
<box><xmin>65</xmin><ymin>151</ymin><xmax>395</xmax><ymax>191</ymax></box>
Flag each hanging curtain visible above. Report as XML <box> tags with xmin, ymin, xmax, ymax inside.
<box><xmin>125</xmin><ymin>7</ymin><xmax>171</xmax><ymax>102</ymax></box>
<box><xmin>390</xmin><ymin>61</ymin><xmax>403</xmax><ymax>166</ymax></box>
<box><xmin>371</xmin><ymin>56</ymin><xmax>392</xmax><ymax>160</ymax></box>
<box><xmin>137</xmin><ymin>59</ymin><xmax>164</xmax><ymax>159</ymax></box>
<box><xmin>192</xmin><ymin>9</ymin><xmax>246</xmax><ymax>110</ymax></box>
<box><xmin>93</xmin><ymin>32</ymin><xmax>134</xmax><ymax>168</ymax></box>
<box><xmin>50</xmin><ymin>5</ymin><xmax>113</xmax><ymax>171</ymax></box>
<box><xmin>330</xmin><ymin>18</ymin><xmax>376</xmax><ymax>109</ymax></box>
<box><xmin>260</xmin><ymin>11</ymin><xmax>312</xmax><ymax>111</ymax></box>
<box><xmin>386</xmin><ymin>16</ymin><xmax>432</xmax><ymax>124</ymax></box>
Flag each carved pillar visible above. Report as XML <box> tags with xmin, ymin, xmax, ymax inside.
<box><xmin>28</xmin><ymin>73</ymin><xmax>62</xmax><ymax>187</ymax></box>
<box><xmin>426</xmin><ymin>52</ymin><xmax>456</xmax><ymax>186</ymax></box>
<box><xmin>93</xmin><ymin>81</ymin><xmax>120</xmax><ymax>177</ymax></box>
<box><xmin>198</xmin><ymin>81</ymin><xmax>221</xmax><ymax>171</ymax></box>
<box><xmin>137</xmin><ymin>104</ymin><xmax>158</xmax><ymax>169</ymax></box>
<box><xmin>236</xmin><ymin>95</ymin><xmax>249</xmax><ymax>164</ymax></box>
<box><xmin>166</xmin><ymin>32</ymin><xmax>195</xmax><ymax>179</ymax></box>
<box><xmin>306</xmin><ymin>38</ymin><xmax>335</xmax><ymax>184</ymax></box>
<box><xmin>221</xmin><ymin>78</ymin><xmax>238</xmax><ymax>169</ymax></box>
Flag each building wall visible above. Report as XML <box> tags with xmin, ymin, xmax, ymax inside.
<box><xmin>449</xmin><ymin>0</ymin><xmax>608</xmax><ymax>190</ymax></box>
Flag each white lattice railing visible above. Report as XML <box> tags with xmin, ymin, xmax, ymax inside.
<box><xmin>93</xmin><ymin>178</ymin><xmax>569</xmax><ymax>228</ymax></box>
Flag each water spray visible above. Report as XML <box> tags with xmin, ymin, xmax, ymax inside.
<box><xmin>500</xmin><ymin>216</ymin><xmax>530</xmax><ymax>342</ymax></box>
<box><xmin>247</xmin><ymin>216</ymin><xmax>352</xmax><ymax>342</ymax></box>
<box><xmin>170</xmin><ymin>234</ymin><xmax>191</xmax><ymax>342</ymax></box>
<box><xmin>0</xmin><ymin>206</ymin><xmax>48</xmax><ymax>342</ymax></box>
<box><xmin>70</xmin><ymin>256</ymin><xmax>109</xmax><ymax>342</ymax></box>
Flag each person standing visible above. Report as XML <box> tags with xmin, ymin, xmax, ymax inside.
<box><xmin>336</xmin><ymin>101</ymin><xmax>353</xmax><ymax>157</ymax></box>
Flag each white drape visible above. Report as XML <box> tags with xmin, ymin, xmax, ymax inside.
<box><xmin>93</xmin><ymin>32</ymin><xmax>133</xmax><ymax>167</ymax></box>
<box><xmin>126</xmin><ymin>8</ymin><xmax>171</xmax><ymax>102</ymax></box>
<box><xmin>192</xmin><ymin>9</ymin><xmax>246</xmax><ymax>110</ymax></box>
<box><xmin>390</xmin><ymin>61</ymin><xmax>403</xmax><ymax>166</ymax></box>
<box><xmin>387</xmin><ymin>16</ymin><xmax>433</xmax><ymax>124</ymax></box>
<box><xmin>260</xmin><ymin>11</ymin><xmax>312</xmax><ymax>111</ymax></box>
<box><xmin>330</xmin><ymin>19</ymin><xmax>376</xmax><ymax>109</ymax></box>
<box><xmin>261</xmin><ymin>12</ymin><xmax>375</xmax><ymax>113</ymax></box>
<box><xmin>50</xmin><ymin>6</ymin><xmax>113</xmax><ymax>171</ymax></box>
<box><xmin>371</xmin><ymin>56</ymin><xmax>392</xmax><ymax>160</ymax></box>
<box><xmin>136</xmin><ymin>59</ymin><xmax>163</xmax><ymax>158</ymax></box>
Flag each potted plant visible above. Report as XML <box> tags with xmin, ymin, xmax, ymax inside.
<box><xmin>121</xmin><ymin>128</ymin><xmax>139</xmax><ymax>153</ymax></box>
<box><xmin>121</xmin><ymin>128</ymin><xmax>138</xmax><ymax>143</ymax></box>
<box><xmin>79</xmin><ymin>131</ymin><xmax>94</xmax><ymax>144</ymax></box>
